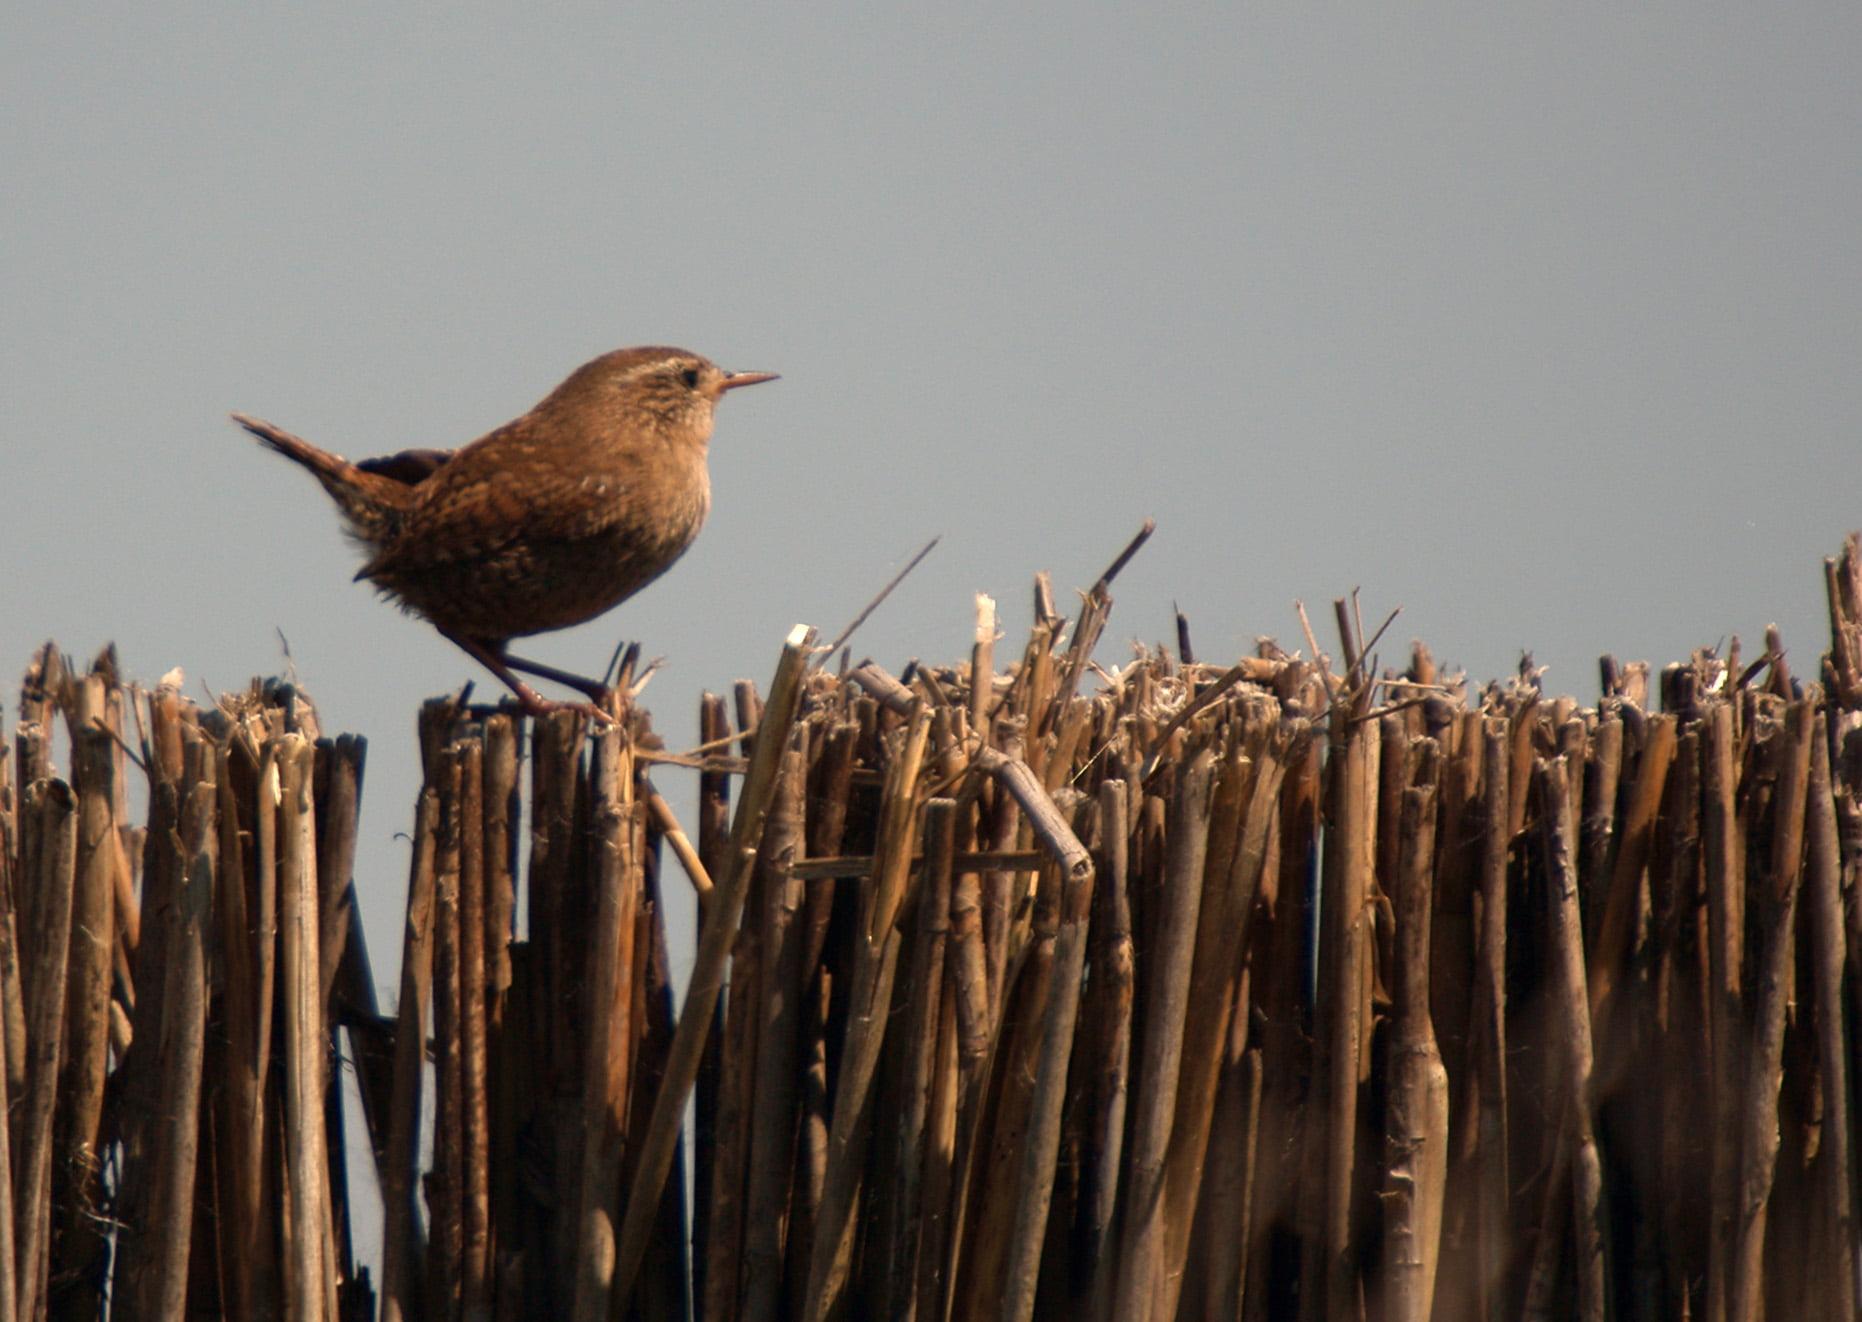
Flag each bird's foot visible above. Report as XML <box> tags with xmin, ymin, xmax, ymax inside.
<box><xmin>512</xmin><ymin>681</ymin><xmax>621</xmax><ymax>727</ymax></box>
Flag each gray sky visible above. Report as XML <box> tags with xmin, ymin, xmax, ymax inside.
<box><xmin>7</xmin><ymin>6</ymin><xmax>1861</xmax><ymax>1001</ymax></box>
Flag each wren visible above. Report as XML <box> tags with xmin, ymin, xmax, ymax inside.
<box><xmin>236</xmin><ymin>346</ymin><xmax>777</xmax><ymax>717</ymax></box>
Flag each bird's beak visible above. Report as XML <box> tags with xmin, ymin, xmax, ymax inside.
<box><xmin>718</xmin><ymin>370</ymin><xmax>779</xmax><ymax>393</ymax></box>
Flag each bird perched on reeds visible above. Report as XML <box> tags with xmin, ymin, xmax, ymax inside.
<box><xmin>235</xmin><ymin>346</ymin><xmax>777</xmax><ymax>717</ymax></box>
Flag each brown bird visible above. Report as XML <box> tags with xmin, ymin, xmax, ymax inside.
<box><xmin>235</xmin><ymin>345</ymin><xmax>777</xmax><ymax>717</ymax></box>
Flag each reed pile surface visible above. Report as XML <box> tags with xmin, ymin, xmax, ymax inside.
<box><xmin>4</xmin><ymin>530</ymin><xmax>1862</xmax><ymax>1321</ymax></box>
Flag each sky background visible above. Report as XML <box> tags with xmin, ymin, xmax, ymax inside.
<box><xmin>5</xmin><ymin>0</ymin><xmax>1861</xmax><ymax>1259</ymax></box>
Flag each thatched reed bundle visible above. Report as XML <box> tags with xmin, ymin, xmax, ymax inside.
<box><xmin>3</xmin><ymin>528</ymin><xmax>1862</xmax><ymax>1320</ymax></box>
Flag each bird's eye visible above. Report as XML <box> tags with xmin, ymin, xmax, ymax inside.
<box><xmin>680</xmin><ymin>367</ymin><xmax>701</xmax><ymax>389</ymax></box>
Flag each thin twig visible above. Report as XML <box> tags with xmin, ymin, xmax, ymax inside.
<box><xmin>816</xmin><ymin>537</ymin><xmax>941</xmax><ymax>666</ymax></box>
<box><xmin>1093</xmin><ymin>518</ymin><xmax>1156</xmax><ymax>593</ymax></box>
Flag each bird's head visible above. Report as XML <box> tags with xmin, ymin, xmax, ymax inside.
<box><xmin>545</xmin><ymin>346</ymin><xmax>778</xmax><ymax>445</ymax></box>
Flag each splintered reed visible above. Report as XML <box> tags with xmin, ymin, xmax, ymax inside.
<box><xmin>3</xmin><ymin>532</ymin><xmax>1862</xmax><ymax>1320</ymax></box>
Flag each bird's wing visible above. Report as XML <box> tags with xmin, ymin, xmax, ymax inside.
<box><xmin>356</xmin><ymin>447</ymin><xmax>456</xmax><ymax>485</ymax></box>
<box><xmin>354</xmin><ymin>430</ymin><xmax>644</xmax><ymax>581</ymax></box>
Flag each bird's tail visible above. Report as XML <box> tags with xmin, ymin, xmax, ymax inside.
<box><xmin>233</xmin><ymin>412</ymin><xmax>412</xmax><ymax>545</ymax></box>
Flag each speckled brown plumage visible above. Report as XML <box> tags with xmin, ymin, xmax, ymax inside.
<box><xmin>235</xmin><ymin>345</ymin><xmax>776</xmax><ymax>716</ymax></box>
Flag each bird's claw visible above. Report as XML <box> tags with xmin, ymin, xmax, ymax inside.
<box><xmin>515</xmin><ymin>686</ymin><xmax>622</xmax><ymax>727</ymax></box>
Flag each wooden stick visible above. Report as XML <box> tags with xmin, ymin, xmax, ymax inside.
<box><xmin>1578</xmin><ymin>713</ymin><xmax>1623</xmax><ymax>951</ymax></box>
<box><xmin>1113</xmin><ymin>746</ymin><xmax>1216</xmax><ymax>1322</ymax></box>
<box><xmin>1081</xmin><ymin>780</ymin><xmax>1133</xmax><ymax>1322</ymax></box>
<box><xmin>948</xmin><ymin>859</ymin><xmax>1057</xmax><ymax>1322</ymax></box>
<box><xmin>1384</xmin><ymin>772</ymin><xmax>1446</xmax><ymax>1322</ymax></box>
<box><xmin>1001</xmin><ymin>789</ymin><xmax>1095</xmax><ymax>1322</ymax></box>
<box><xmin>1319</xmin><ymin>719</ymin><xmax>1375</xmax><ymax>1322</ymax></box>
<box><xmin>427</xmin><ymin>748</ymin><xmax>466</xmax><ymax>1320</ymax></box>
<box><xmin>971</xmin><ymin>594</ymin><xmax>997</xmax><ymax>737</ymax></box>
<box><xmin>884</xmin><ymin>796</ymin><xmax>958</xmax><ymax>1320</ymax></box>
<box><xmin>0</xmin><ymin>878</ymin><xmax>14</xmax><ymax>1322</ymax></box>
<box><xmin>1588</xmin><ymin>713</ymin><xmax>1676</xmax><ymax>1028</ymax></box>
<box><xmin>786</xmin><ymin>848</ymin><xmax>1046</xmax><ymax>881</ymax></box>
<box><xmin>1802</xmin><ymin>713</ymin><xmax>1857</xmax><ymax>1315</ymax></box>
<box><xmin>277</xmin><ymin>735</ymin><xmax>334</xmax><ymax>1320</ymax></box>
<box><xmin>740</xmin><ymin>739</ymin><xmax>810</xmax><ymax>1322</ymax></box>
<box><xmin>314</xmin><ymin>735</ymin><xmax>365</xmax><ymax>1012</ymax></box>
<box><xmin>690</xmin><ymin>691</ymin><xmax>732</xmax><ymax>1313</ymax></box>
<box><xmin>1703</xmin><ymin>698</ymin><xmax>1742</xmax><ymax>1322</ymax></box>
<box><xmin>914</xmin><ymin>993</ymin><xmax>961</xmax><ymax>1322</ymax></box>
<box><xmin>53</xmin><ymin>694</ymin><xmax>118</xmax><ymax>1308</ymax></box>
<box><xmin>1155</xmin><ymin>716</ymin><xmax>1296</xmax><ymax>1319</ymax></box>
<box><xmin>1731</xmin><ymin>696</ymin><xmax>1815</xmax><ymax>1322</ymax></box>
<box><xmin>1537</xmin><ymin>755</ymin><xmax>1606</xmax><ymax>1322</ymax></box>
<box><xmin>800</xmin><ymin>702</ymin><xmax>933</xmax><ymax>1320</ymax></box>
<box><xmin>819</xmin><ymin>535</ymin><xmax>941</xmax><ymax>662</ymax></box>
<box><xmin>645</xmin><ymin>778</ymin><xmax>713</xmax><ymax>900</ymax></box>
<box><xmin>138</xmin><ymin>760</ymin><xmax>217</xmax><ymax>1319</ymax></box>
<box><xmin>1468</xmin><ymin>716</ymin><xmax>1510</xmax><ymax>1322</ymax></box>
<box><xmin>570</xmin><ymin>729</ymin><xmax>639</xmax><ymax>1320</ymax></box>
<box><xmin>457</xmin><ymin>738</ymin><xmax>492</xmax><ymax>1320</ymax></box>
<box><xmin>13</xmin><ymin>781</ymin><xmax>76</xmax><ymax>1322</ymax></box>
<box><xmin>380</xmin><ymin>791</ymin><xmax>438</xmax><ymax>1322</ymax></box>
<box><xmin>612</xmin><ymin>624</ymin><xmax>817</xmax><ymax>1305</ymax></box>
<box><xmin>481</xmin><ymin>712</ymin><xmax>520</xmax><ymax>1310</ymax></box>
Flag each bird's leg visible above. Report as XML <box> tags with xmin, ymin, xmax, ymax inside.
<box><xmin>500</xmin><ymin>649</ymin><xmax>617</xmax><ymax>703</ymax></box>
<box><xmin>440</xmin><ymin>631</ymin><xmax>614</xmax><ymax>724</ymax></box>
